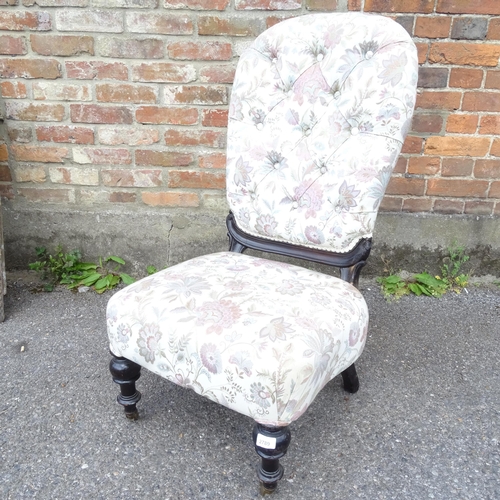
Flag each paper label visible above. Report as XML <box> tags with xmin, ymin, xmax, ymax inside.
<box><xmin>256</xmin><ymin>433</ymin><xmax>276</xmax><ymax>450</ymax></box>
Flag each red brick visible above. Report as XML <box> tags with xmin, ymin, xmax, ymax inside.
<box><xmin>0</xmin><ymin>35</ymin><xmax>27</xmax><ymax>55</ymax></box>
<box><xmin>108</xmin><ymin>192</ymin><xmax>137</xmax><ymax>203</ymax></box>
<box><xmin>141</xmin><ymin>191</ymin><xmax>199</xmax><ymax>207</ymax></box>
<box><xmin>265</xmin><ymin>15</ymin><xmax>296</xmax><ymax>28</ymax></box>
<box><xmin>66</xmin><ymin>61</ymin><xmax>128</xmax><ymax>81</ymax></box>
<box><xmin>102</xmin><ymin>169</ymin><xmax>162</xmax><ymax>187</ymax></box>
<box><xmin>0</xmin><ymin>81</ymin><xmax>27</xmax><ymax>98</ymax></box>
<box><xmin>0</xmin><ymin>11</ymin><xmax>51</xmax><ymax>31</ymax></box>
<box><xmin>37</xmin><ymin>125</ymin><xmax>94</xmax><ymax>144</ymax></box>
<box><xmin>490</xmin><ymin>182</ymin><xmax>500</xmax><ymax>198</ymax></box>
<box><xmin>0</xmin><ymin>0</ymin><xmax>18</xmax><ymax>5</ymax></box>
<box><xmin>407</xmin><ymin>156</ymin><xmax>440</xmax><ymax>175</ymax></box>
<box><xmin>446</xmin><ymin>114</ymin><xmax>478</xmax><ymax>134</ymax></box>
<box><xmin>165</xmin><ymin>85</ymin><xmax>228</xmax><ymax>105</ymax></box>
<box><xmin>0</xmin><ymin>164</ymin><xmax>12</xmax><ymax>182</ymax></box>
<box><xmin>489</xmin><ymin>138</ymin><xmax>500</xmax><ymax>157</ymax></box>
<box><xmin>164</xmin><ymin>0</ymin><xmax>229</xmax><ymax>9</ymax></box>
<box><xmin>12</xmin><ymin>144</ymin><xmax>68</xmax><ymax>163</ymax></box>
<box><xmin>348</xmin><ymin>0</ymin><xmax>361</xmax><ymax>10</ymax></box>
<box><xmin>401</xmin><ymin>136</ymin><xmax>423</xmax><ymax>154</ymax></box>
<box><xmin>73</xmin><ymin>147</ymin><xmax>131</xmax><ymax>165</ymax></box>
<box><xmin>365</xmin><ymin>0</ymin><xmax>433</xmax><ymax>13</ymax></box>
<box><xmin>464</xmin><ymin>201</ymin><xmax>494</xmax><ymax>215</ymax></box>
<box><xmin>418</xmin><ymin>67</ymin><xmax>448</xmax><ymax>88</ymax></box>
<box><xmin>394</xmin><ymin>156</ymin><xmax>407</xmax><ymax>174</ymax></box>
<box><xmin>437</xmin><ymin>0</ymin><xmax>500</xmax><ymax>15</ymax></box>
<box><xmin>379</xmin><ymin>196</ymin><xmax>403</xmax><ymax>212</ymax></box>
<box><xmin>71</xmin><ymin>104</ymin><xmax>133</xmax><ymax>124</ymax></box>
<box><xmin>126</xmin><ymin>12</ymin><xmax>193</xmax><ymax>35</ymax></box>
<box><xmin>441</xmin><ymin>158</ymin><xmax>473</xmax><ymax>177</ymax></box>
<box><xmin>402</xmin><ymin>198</ymin><xmax>433</xmax><ymax>212</ymax></box>
<box><xmin>416</xmin><ymin>42</ymin><xmax>428</xmax><ymax>64</ymax></box>
<box><xmin>479</xmin><ymin>115</ymin><xmax>500</xmax><ymax>135</ymax></box>
<box><xmin>132</xmin><ymin>62</ymin><xmax>196</xmax><ymax>83</ymax></box>
<box><xmin>56</xmin><ymin>10</ymin><xmax>123</xmax><ymax>33</ymax></box>
<box><xmin>411</xmin><ymin>113</ymin><xmax>443</xmax><ymax>133</ymax></box>
<box><xmin>304</xmin><ymin>0</ymin><xmax>337</xmax><ymax>9</ymax></box>
<box><xmin>427</xmin><ymin>178</ymin><xmax>488</xmax><ymax>197</ymax></box>
<box><xmin>136</xmin><ymin>106</ymin><xmax>198</xmax><ymax>125</ymax></box>
<box><xmin>31</xmin><ymin>34</ymin><xmax>94</xmax><ymax>56</ymax></box>
<box><xmin>98</xmin><ymin>127</ymin><xmax>160</xmax><ymax>146</ymax></box>
<box><xmin>425</xmin><ymin>136</ymin><xmax>490</xmax><ymax>156</ymax></box>
<box><xmin>97</xmin><ymin>37</ymin><xmax>164</xmax><ymax>59</ymax></box>
<box><xmin>199</xmin><ymin>152</ymin><xmax>226</xmax><ymax>169</ymax></box>
<box><xmin>0</xmin><ymin>58</ymin><xmax>61</xmax><ymax>79</ymax></box>
<box><xmin>235</xmin><ymin>0</ymin><xmax>300</xmax><ymax>10</ymax></box>
<box><xmin>6</xmin><ymin>102</ymin><xmax>65</xmax><ymax>121</ymax></box>
<box><xmin>8</xmin><ymin>124</ymin><xmax>32</xmax><ymax>143</ymax></box>
<box><xmin>386</xmin><ymin>177</ymin><xmax>425</xmax><ymax>196</ymax></box>
<box><xmin>18</xmin><ymin>187</ymin><xmax>75</xmax><ymax>203</ymax></box>
<box><xmin>136</xmin><ymin>150</ymin><xmax>194</xmax><ymax>167</ymax></box>
<box><xmin>165</xmin><ymin>129</ymin><xmax>226</xmax><ymax>148</ymax></box>
<box><xmin>168</xmin><ymin>170</ymin><xmax>226</xmax><ymax>189</ymax></box>
<box><xmin>33</xmin><ymin>82</ymin><xmax>91</xmax><ymax>101</ymax></box>
<box><xmin>433</xmin><ymin>199</ymin><xmax>464</xmax><ymax>213</ymax></box>
<box><xmin>429</xmin><ymin>42</ymin><xmax>500</xmax><ymax>66</ymax></box>
<box><xmin>0</xmin><ymin>144</ymin><xmax>8</xmax><ymax>162</ymax></box>
<box><xmin>416</xmin><ymin>91</ymin><xmax>461</xmax><ymax>110</ymax></box>
<box><xmin>49</xmin><ymin>167</ymin><xmax>99</xmax><ymax>186</ymax></box>
<box><xmin>474</xmin><ymin>159</ymin><xmax>500</xmax><ymax>179</ymax></box>
<box><xmin>487</xmin><ymin>18</ymin><xmax>500</xmax><ymax>40</ymax></box>
<box><xmin>96</xmin><ymin>83</ymin><xmax>157</xmax><ymax>104</ymax></box>
<box><xmin>198</xmin><ymin>16</ymin><xmax>264</xmax><ymax>36</ymax></box>
<box><xmin>414</xmin><ymin>16</ymin><xmax>451</xmax><ymax>38</ymax></box>
<box><xmin>485</xmin><ymin>70</ymin><xmax>500</xmax><ymax>89</ymax></box>
<box><xmin>201</xmin><ymin>109</ymin><xmax>228</xmax><ymax>127</ymax></box>
<box><xmin>168</xmin><ymin>41</ymin><xmax>231</xmax><ymax>61</ymax></box>
<box><xmin>199</xmin><ymin>65</ymin><xmax>236</xmax><ymax>83</ymax></box>
<box><xmin>462</xmin><ymin>92</ymin><xmax>500</xmax><ymax>112</ymax></box>
<box><xmin>449</xmin><ymin>68</ymin><xmax>483</xmax><ymax>88</ymax></box>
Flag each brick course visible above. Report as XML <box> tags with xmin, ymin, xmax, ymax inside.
<box><xmin>0</xmin><ymin>1</ymin><xmax>498</xmax><ymax>217</ymax></box>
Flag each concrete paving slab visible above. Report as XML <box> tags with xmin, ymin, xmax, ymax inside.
<box><xmin>1</xmin><ymin>274</ymin><xmax>499</xmax><ymax>500</ymax></box>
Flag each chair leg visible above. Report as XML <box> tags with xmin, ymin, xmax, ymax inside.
<box><xmin>341</xmin><ymin>363</ymin><xmax>360</xmax><ymax>394</ymax></box>
<box><xmin>109</xmin><ymin>353</ymin><xmax>142</xmax><ymax>420</ymax></box>
<box><xmin>253</xmin><ymin>423</ymin><xmax>291</xmax><ymax>494</ymax></box>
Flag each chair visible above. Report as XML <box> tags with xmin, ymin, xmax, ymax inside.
<box><xmin>107</xmin><ymin>12</ymin><xmax>417</xmax><ymax>493</ymax></box>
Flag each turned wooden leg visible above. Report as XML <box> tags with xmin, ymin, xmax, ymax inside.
<box><xmin>109</xmin><ymin>353</ymin><xmax>142</xmax><ymax>420</ymax></box>
<box><xmin>341</xmin><ymin>363</ymin><xmax>360</xmax><ymax>394</ymax></box>
<box><xmin>253</xmin><ymin>423</ymin><xmax>291</xmax><ymax>495</ymax></box>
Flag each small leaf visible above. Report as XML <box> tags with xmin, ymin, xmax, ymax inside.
<box><xmin>95</xmin><ymin>277</ymin><xmax>109</xmax><ymax>290</ymax></box>
<box><xmin>107</xmin><ymin>256</ymin><xmax>125</xmax><ymax>265</ymax></box>
<box><xmin>79</xmin><ymin>273</ymin><xmax>102</xmax><ymax>286</ymax></box>
<box><xmin>120</xmin><ymin>273</ymin><xmax>135</xmax><ymax>285</ymax></box>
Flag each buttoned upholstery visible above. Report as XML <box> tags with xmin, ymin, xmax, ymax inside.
<box><xmin>227</xmin><ymin>13</ymin><xmax>418</xmax><ymax>253</ymax></box>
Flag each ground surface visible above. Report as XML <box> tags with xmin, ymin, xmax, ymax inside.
<box><xmin>1</xmin><ymin>273</ymin><xmax>499</xmax><ymax>499</ymax></box>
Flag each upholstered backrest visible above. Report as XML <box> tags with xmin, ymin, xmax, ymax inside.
<box><xmin>226</xmin><ymin>13</ymin><xmax>418</xmax><ymax>253</ymax></box>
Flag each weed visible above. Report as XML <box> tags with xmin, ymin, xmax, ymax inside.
<box><xmin>29</xmin><ymin>246</ymin><xmax>135</xmax><ymax>293</ymax></box>
<box><xmin>377</xmin><ymin>242</ymin><xmax>470</xmax><ymax>300</ymax></box>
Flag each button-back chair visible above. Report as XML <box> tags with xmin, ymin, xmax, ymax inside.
<box><xmin>107</xmin><ymin>12</ymin><xmax>418</xmax><ymax>493</ymax></box>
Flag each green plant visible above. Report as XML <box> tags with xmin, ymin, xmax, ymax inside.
<box><xmin>29</xmin><ymin>246</ymin><xmax>135</xmax><ymax>293</ymax></box>
<box><xmin>146</xmin><ymin>265</ymin><xmax>158</xmax><ymax>275</ymax></box>
<box><xmin>440</xmin><ymin>241</ymin><xmax>470</xmax><ymax>292</ymax></box>
<box><xmin>377</xmin><ymin>243</ymin><xmax>470</xmax><ymax>300</ymax></box>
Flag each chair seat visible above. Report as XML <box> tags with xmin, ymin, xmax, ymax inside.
<box><xmin>107</xmin><ymin>252</ymin><xmax>368</xmax><ymax>426</ymax></box>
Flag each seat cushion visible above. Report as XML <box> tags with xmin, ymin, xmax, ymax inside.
<box><xmin>107</xmin><ymin>252</ymin><xmax>368</xmax><ymax>426</ymax></box>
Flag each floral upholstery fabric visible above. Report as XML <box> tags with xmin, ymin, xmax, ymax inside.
<box><xmin>108</xmin><ymin>252</ymin><xmax>368</xmax><ymax>426</ymax></box>
<box><xmin>227</xmin><ymin>13</ymin><xmax>418</xmax><ymax>253</ymax></box>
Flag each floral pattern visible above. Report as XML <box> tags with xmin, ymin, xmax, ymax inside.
<box><xmin>108</xmin><ymin>252</ymin><xmax>368</xmax><ymax>426</ymax></box>
<box><xmin>107</xmin><ymin>13</ymin><xmax>416</xmax><ymax>428</ymax></box>
<box><xmin>226</xmin><ymin>12</ymin><xmax>418</xmax><ymax>252</ymax></box>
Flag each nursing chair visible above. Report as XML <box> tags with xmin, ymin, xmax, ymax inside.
<box><xmin>107</xmin><ymin>12</ymin><xmax>417</xmax><ymax>493</ymax></box>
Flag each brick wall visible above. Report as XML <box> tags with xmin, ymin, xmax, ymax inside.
<box><xmin>0</xmin><ymin>0</ymin><xmax>499</xmax><ymax>218</ymax></box>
